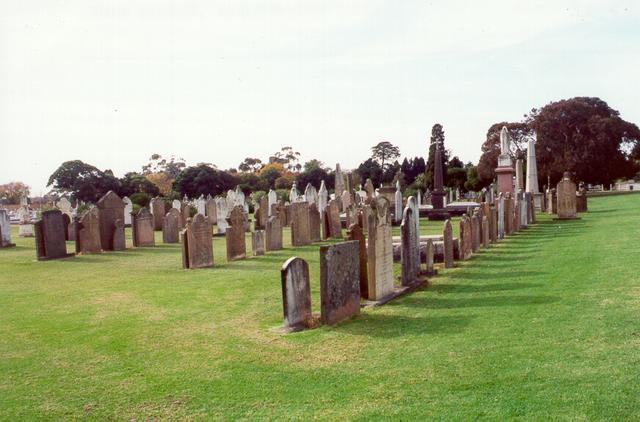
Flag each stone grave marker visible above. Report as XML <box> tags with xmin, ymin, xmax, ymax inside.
<box><xmin>226</xmin><ymin>206</ymin><xmax>246</xmax><ymax>261</ymax></box>
<box><xmin>308</xmin><ymin>203</ymin><xmax>321</xmax><ymax>242</ymax></box>
<box><xmin>252</xmin><ymin>230</ymin><xmax>265</xmax><ymax>256</ymax></box>
<box><xmin>400</xmin><ymin>206</ymin><xmax>420</xmax><ymax>286</ymax></box>
<box><xmin>347</xmin><ymin>222</ymin><xmax>368</xmax><ymax>299</ymax></box>
<box><xmin>556</xmin><ymin>172</ymin><xmax>577</xmax><ymax>219</ymax></box>
<box><xmin>162</xmin><ymin>208</ymin><xmax>181</xmax><ymax>243</ymax></box>
<box><xmin>366</xmin><ymin>197</ymin><xmax>394</xmax><ymax>301</ymax></box>
<box><xmin>97</xmin><ymin>191</ymin><xmax>125</xmax><ymax>251</ymax></box>
<box><xmin>443</xmin><ymin>219</ymin><xmax>454</xmax><ymax>268</ymax></box>
<box><xmin>319</xmin><ymin>241</ymin><xmax>361</xmax><ymax>325</ymax></box>
<box><xmin>132</xmin><ymin>207</ymin><xmax>155</xmax><ymax>247</ymax></box>
<box><xmin>326</xmin><ymin>199</ymin><xmax>342</xmax><ymax>239</ymax></box>
<box><xmin>424</xmin><ymin>238</ymin><xmax>436</xmax><ymax>276</ymax></box>
<box><xmin>181</xmin><ymin>214</ymin><xmax>213</xmax><ymax>269</ymax></box>
<box><xmin>0</xmin><ymin>209</ymin><xmax>16</xmax><ymax>248</ymax></box>
<box><xmin>75</xmin><ymin>208</ymin><xmax>102</xmax><ymax>254</ymax></box>
<box><xmin>290</xmin><ymin>202</ymin><xmax>311</xmax><ymax>246</ymax></box>
<box><xmin>266</xmin><ymin>215</ymin><xmax>283</xmax><ymax>251</ymax></box>
<box><xmin>123</xmin><ymin>197</ymin><xmax>133</xmax><ymax>226</ymax></box>
<box><xmin>150</xmin><ymin>197</ymin><xmax>165</xmax><ymax>231</ymax></box>
<box><xmin>62</xmin><ymin>213</ymin><xmax>71</xmax><ymax>241</ymax></box>
<box><xmin>281</xmin><ymin>257</ymin><xmax>313</xmax><ymax>331</ymax></box>
<box><xmin>205</xmin><ymin>196</ymin><xmax>217</xmax><ymax>225</ymax></box>
<box><xmin>34</xmin><ymin>210</ymin><xmax>74</xmax><ymax>260</ymax></box>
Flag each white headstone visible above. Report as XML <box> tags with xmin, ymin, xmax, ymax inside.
<box><xmin>172</xmin><ymin>199</ymin><xmax>181</xmax><ymax>210</ymax></box>
<box><xmin>289</xmin><ymin>183</ymin><xmax>299</xmax><ymax>203</ymax></box>
<box><xmin>268</xmin><ymin>189</ymin><xmax>278</xmax><ymax>216</ymax></box>
<box><xmin>123</xmin><ymin>197</ymin><xmax>133</xmax><ymax>225</ymax></box>
<box><xmin>196</xmin><ymin>194</ymin><xmax>206</xmax><ymax>215</ymax></box>
<box><xmin>394</xmin><ymin>182</ymin><xmax>403</xmax><ymax>223</ymax></box>
<box><xmin>318</xmin><ymin>181</ymin><xmax>328</xmax><ymax>213</ymax></box>
<box><xmin>304</xmin><ymin>184</ymin><xmax>318</xmax><ymax>205</ymax></box>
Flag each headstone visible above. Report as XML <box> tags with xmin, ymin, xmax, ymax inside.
<box><xmin>341</xmin><ymin>190</ymin><xmax>352</xmax><ymax>212</ymax></box>
<box><xmin>150</xmin><ymin>197</ymin><xmax>165</xmax><ymax>231</ymax></box>
<box><xmin>515</xmin><ymin>159</ymin><xmax>524</xmax><ymax>191</ymax></box>
<box><xmin>265</xmin><ymin>215</ymin><xmax>283</xmax><ymax>251</ymax></box>
<box><xmin>196</xmin><ymin>195</ymin><xmax>206</xmax><ymax>216</ymax></box>
<box><xmin>334</xmin><ymin>164</ymin><xmax>346</xmax><ymax>198</ymax></box>
<box><xmin>495</xmin><ymin>127</ymin><xmax>516</xmax><ymax>195</ymax></box>
<box><xmin>366</xmin><ymin>197</ymin><xmax>394</xmax><ymax>300</ymax></box>
<box><xmin>326</xmin><ymin>200</ymin><xmax>342</xmax><ymax>239</ymax></box>
<box><xmin>34</xmin><ymin>210</ymin><xmax>73</xmax><ymax>260</ymax></box>
<box><xmin>62</xmin><ymin>213</ymin><xmax>71</xmax><ymax>241</ymax></box>
<box><xmin>319</xmin><ymin>241</ymin><xmax>361</xmax><ymax>325</ymax></box>
<box><xmin>97</xmin><ymin>191</ymin><xmax>125</xmax><ymax>251</ymax></box>
<box><xmin>181</xmin><ymin>213</ymin><xmax>214</xmax><ymax>269</ymax></box>
<box><xmin>443</xmin><ymin>219</ymin><xmax>454</xmax><ymax>268</ymax></box>
<box><xmin>18</xmin><ymin>206</ymin><xmax>33</xmax><ymax>237</ymax></box>
<box><xmin>172</xmin><ymin>199</ymin><xmax>181</xmax><ymax>210</ymax></box>
<box><xmin>304</xmin><ymin>184</ymin><xmax>318</xmax><ymax>205</ymax></box>
<box><xmin>490</xmin><ymin>206</ymin><xmax>498</xmax><ymax>243</ymax></box>
<box><xmin>407</xmin><ymin>196</ymin><xmax>420</xmax><ymax>246</ymax></box>
<box><xmin>318</xmin><ymin>181</ymin><xmax>328</xmax><ymax>214</ymax></box>
<box><xmin>556</xmin><ymin>172</ymin><xmax>577</xmax><ymax>219</ymax></box>
<box><xmin>364</xmin><ymin>178</ymin><xmax>375</xmax><ymax>204</ymax></box>
<box><xmin>471</xmin><ymin>210</ymin><xmax>480</xmax><ymax>253</ymax></box>
<box><xmin>252</xmin><ymin>230</ymin><xmax>265</xmax><ymax>256</ymax></box>
<box><xmin>205</xmin><ymin>196</ymin><xmax>217</xmax><ymax>225</ymax></box>
<box><xmin>281</xmin><ymin>257</ymin><xmax>312</xmax><ymax>330</ymax></box>
<box><xmin>497</xmin><ymin>193</ymin><xmax>505</xmax><ymax>239</ymax></box>
<box><xmin>216</xmin><ymin>198</ymin><xmax>229</xmax><ymax>234</ymax></box>
<box><xmin>394</xmin><ymin>181</ymin><xmax>403</xmax><ymax>223</ymax></box>
<box><xmin>131</xmin><ymin>207</ymin><xmax>155</xmax><ymax>247</ymax></box>
<box><xmin>113</xmin><ymin>219</ymin><xmax>126</xmax><ymax>250</ymax></box>
<box><xmin>547</xmin><ymin>188</ymin><xmax>557</xmax><ymax>215</ymax></box>
<box><xmin>459</xmin><ymin>216</ymin><xmax>470</xmax><ymax>260</ymax></box>
<box><xmin>123</xmin><ymin>197</ymin><xmax>133</xmax><ymax>226</ymax></box>
<box><xmin>0</xmin><ymin>210</ymin><xmax>16</xmax><ymax>247</ymax></box>
<box><xmin>504</xmin><ymin>193</ymin><xmax>513</xmax><ymax>235</ymax></box>
<box><xmin>347</xmin><ymin>223</ymin><xmax>368</xmax><ymax>299</ymax></box>
<box><xmin>75</xmin><ymin>208</ymin><xmax>102</xmax><ymax>254</ymax></box>
<box><xmin>289</xmin><ymin>184</ymin><xmax>299</xmax><ymax>203</ymax></box>
<box><xmin>226</xmin><ymin>206</ymin><xmax>246</xmax><ymax>261</ymax></box>
<box><xmin>56</xmin><ymin>197</ymin><xmax>73</xmax><ymax>216</ymax></box>
<box><xmin>290</xmin><ymin>202</ymin><xmax>311</xmax><ymax>246</ymax></box>
<box><xmin>256</xmin><ymin>195</ymin><xmax>269</xmax><ymax>230</ymax></box>
<box><xmin>308</xmin><ymin>203</ymin><xmax>321</xmax><ymax>242</ymax></box>
<box><xmin>482</xmin><ymin>216</ymin><xmax>489</xmax><ymax>248</ymax></box>
<box><xmin>400</xmin><ymin>206</ymin><xmax>420</xmax><ymax>286</ymax></box>
<box><xmin>267</xmin><ymin>190</ymin><xmax>278</xmax><ymax>216</ymax></box>
<box><xmin>180</xmin><ymin>203</ymin><xmax>193</xmax><ymax>228</ymax></box>
<box><xmin>424</xmin><ymin>238</ymin><xmax>436</xmax><ymax>276</ymax></box>
<box><xmin>162</xmin><ymin>208</ymin><xmax>181</xmax><ymax>243</ymax></box>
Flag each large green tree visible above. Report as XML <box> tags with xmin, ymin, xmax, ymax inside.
<box><xmin>477</xmin><ymin>122</ymin><xmax>533</xmax><ymax>187</ymax></box>
<box><xmin>370</xmin><ymin>141</ymin><xmax>400</xmax><ymax>170</ymax></box>
<box><xmin>173</xmin><ymin>165</ymin><xmax>238</xmax><ymax>198</ymax></box>
<box><xmin>47</xmin><ymin>160</ymin><xmax>119</xmax><ymax>203</ymax></box>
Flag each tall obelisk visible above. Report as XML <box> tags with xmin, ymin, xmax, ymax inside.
<box><xmin>495</xmin><ymin>127</ymin><xmax>515</xmax><ymax>195</ymax></box>
<box><xmin>526</xmin><ymin>136</ymin><xmax>541</xmax><ymax>209</ymax></box>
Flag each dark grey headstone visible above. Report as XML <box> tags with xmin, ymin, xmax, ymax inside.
<box><xmin>281</xmin><ymin>257</ymin><xmax>312</xmax><ymax>330</ymax></box>
<box><xmin>320</xmin><ymin>241</ymin><xmax>360</xmax><ymax>325</ymax></box>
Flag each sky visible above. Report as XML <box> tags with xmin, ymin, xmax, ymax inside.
<box><xmin>1</xmin><ymin>1</ymin><xmax>639</xmax><ymax>195</ymax></box>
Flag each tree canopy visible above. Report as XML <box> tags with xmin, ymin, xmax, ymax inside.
<box><xmin>370</xmin><ymin>141</ymin><xmax>400</xmax><ymax>170</ymax></box>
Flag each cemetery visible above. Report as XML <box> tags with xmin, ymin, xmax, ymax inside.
<box><xmin>2</xmin><ymin>3</ymin><xmax>640</xmax><ymax>420</ymax></box>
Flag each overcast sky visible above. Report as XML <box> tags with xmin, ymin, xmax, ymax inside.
<box><xmin>1</xmin><ymin>1</ymin><xmax>639</xmax><ymax>195</ymax></box>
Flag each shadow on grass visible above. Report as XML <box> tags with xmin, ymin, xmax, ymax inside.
<box><xmin>429</xmin><ymin>282</ymin><xmax>544</xmax><ymax>294</ymax></box>
<box><xmin>341</xmin><ymin>314</ymin><xmax>475</xmax><ymax>338</ymax></box>
<box><xmin>400</xmin><ymin>294</ymin><xmax>560</xmax><ymax>309</ymax></box>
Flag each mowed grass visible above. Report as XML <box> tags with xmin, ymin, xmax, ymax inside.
<box><xmin>1</xmin><ymin>195</ymin><xmax>639</xmax><ymax>420</ymax></box>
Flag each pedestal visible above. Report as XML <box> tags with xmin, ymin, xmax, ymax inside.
<box><xmin>495</xmin><ymin>166</ymin><xmax>515</xmax><ymax>195</ymax></box>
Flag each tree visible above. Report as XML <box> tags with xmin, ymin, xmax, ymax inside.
<box><xmin>238</xmin><ymin>157</ymin><xmax>263</xmax><ymax>173</ymax></box>
<box><xmin>258</xmin><ymin>163</ymin><xmax>285</xmax><ymax>189</ymax></box>
<box><xmin>425</xmin><ymin>124</ymin><xmax>450</xmax><ymax>189</ymax></box>
<box><xmin>173</xmin><ymin>165</ymin><xmax>237</xmax><ymax>198</ymax></box>
<box><xmin>269</xmin><ymin>147</ymin><xmax>301</xmax><ymax>172</ymax></box>
<box><xmin>296</xmin><ymin>161</ymin><xmax>330</xmax><ymax>190</ymax></box>
<box><xmin>527</xmin><ymin>97</ymin><xmax>640</xmax><ymax>185</ymax></box>
<box><xmin>477</xmin><ymin>122</ymin><xmax>533</xmax><ymax>187</ymax></box>
<box><xmin>47</xmin><ymin>160</ymin><xmax>119</xmax><ymax>203</ymax></box>
<box><xmin>145</xmin><ymin>172</ymin><xmax>173</xmax><ymax>196</ymax></box>
<box><xmin>357</xmin><ymin>158</ymin><xmax>383</xmax><ymax>187</ymax></box>
<box><xmin>118</xmin><ymin>172</ymin><xmax>160</xmax><ymax>198</ymax></box>
<box><xmin>142</xmin><ymin>154</ymin><xmax>186</xmax><ymax>178</ymax></box>
<box><xmin>464</xmin><ymin>163</ymin><xmax>482</xmax><ymax>191</ymax></box>
<box><xmin>370</xmin><ymin>141</ymin><xmax>400</xmax><ymax>170</ymax></box>
<box><xmin>0</xmin><ymin>182</ymin><xmax>30</xmax><ymax>204</ymax></box>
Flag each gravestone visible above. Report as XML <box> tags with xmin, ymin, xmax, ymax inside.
<box><xmin>75</xmin><ymin>208</ymin><xmax>102</xmax><ymax>254</ymax></box>
<box><xmin>308</xmin><ymin>203</ymin><xmax>321</xmax><ymax>242</ymax></box>
<box><xmin>424</xmin><ymin>238</ymin><xmax>436</xmax><ymax>276</ymax></box>
<box><xmin>62</xmin><ymin>213</ymin><xmax>71</xmax><ymax>241</ymax></box>
<box><xmin>268</xmin><ymin>190</ymin><xmax>278</xmax><ymax>216</ymax></box>
<box><xmin>290</xmin><ymin>202</ymin><xmax>311</xmax><ymax>246</ymax></box>
<box><xmin>97</xmin><ymin>191</ymin><xmax>125</xmax><ymax>251</ymax></box>
<box><xmin>394</xmin><ymin>181</ymin><xmax>403</xmax><ymax>223</ymax></box>
<box><xmin>281</xmin><ymin>257</ymin><xmax>313</xmax><ymax>331</ymax></box>
<box><xmin>252</xmin><ymin>230</ymin><xmax>265</xmax><ymax>256</ymax></box>
<box><xmin>132</xmin><ymin>207</ymin><xmax>155</xmax><ymax>247</ymax></box>
<box><xmin>366</xmin><ymin>197</ymin><xmax>394</xmax><ymax>301</ymax></box>
<box><xmin>18</xmin><ymin>206</ymin><xmax>33</xmax><ymax>237</ymax></box>
<box><xmin>196</xmin><ymin>195</ymin><xmax>206</xmax><ymax>216</ymax></box>
<box><xmin>162</xmin><ymin>208</ymin><xmax>181</xmax><ymax>243</ymax></box>
<box><xmin>504</xmin><ymin>193</ymin><xmax>513</xmax><ymax>235</ymax></box>
<box><xmin>34</xmin><ymin>210</ymin><xmax>74</xmax><ymax>260</ymax></box>
<box><xmin>113</xmin><ymin>219</ymin><xmax>126</xmax><ymax>250</ymax></box>
<box><xmin>341</xmin><ymin>190</ymin><xmax>352</xmax><ymax>212</ymax></box>
<box><xmin>347</xmin><ymin>223</ymin><xmax>368</xmax><ymax>299</ymax></box>
<box><xmin>547</xmin><ymin>188</ymin><xmax>557</xmax><ymax>215</ymax></box>
<box><xmin>334</xmin><ymin>164</ymin><xmax>346</xmax><ymax>198</ymax></box>
<box><xmin>471</xmin><ymin>211</ymin><xmax>480</xmax><ymax>253</ymax></box>
<box><xmin>364</xmin><ymin>178</ymin><xmax>375</xmax><ymax>203</ymax></box>
<box><xmin>181</xmin><ymin>204</ymin><xmax>193</xmax><ymax>228</ymax></box>
<box><xmin>216</xmin><ymin>198</ymin><xmax>229</xmax><ymax>234</ymax></box>
<box><xmin>320</xmin><ymin>241</ymin><xmax>361</xmax><ymax>325</ymax></box>
<box><xmin>576</xmin><ymin>186</ymin><xmax>588</xmax><ymax>213</ymax></box>
<box><xmin>407</xmin><ymin>196</ymin><xmax>420</xmax><ymax>246</ymax></box>
<box><xmin>205</xmin><ymin>197</ymin><xmax>217</xmax><ymax>225</ymax></box>
<box><xmin>304</xmin><ymin>184</ymin><xmax>318</xmax><ymax>205</ymax></box>
<box><xmin>400</xmin><ymin>206</ymin><xmax>420</xmax><ymax>286</ymax></box>
<box><xmin>556</xmin><ymin>172</ymin><xmax>577</xmax><ymax>219</ymax></box>
<box><xmin>181</xmin><ymin>213</ymin><xmax>214</xmax><ymax>269</ymax></box>
<box><xmin>442</xmin><ymin>219</ymin><xmax>462</xmax><ymax>268</ymax></box>
<box><xmin>123</xmin><ymin>197</ymin><xmax>133</xmax><ymax>226</ymax></box>
<box><xmin>150</xmin><ymin>197</ymin><xmax>165</xmax><ymax>231</ymax></box>
<box><xmin>172</xmin><ymin>199</ymin><xmax>181</xmax><ymax>210</ymax></box>
<box><xmin>256</xmin><ymin>195</ymin><xmax>269</xmax><ymax>230</ymax></box>
<box><xmin>490</xmin><ymin>205</ymin><xmax>498</xmax><ymax>243</ymax></box>
<box><xmin>513</xmin><ymin>197</ymin><xmax>521</xmax><ymax>232</ymax></box>
<box><xmin>497</xmin><ymin>194</ymin><xmax>505</xmax><ymax>239</ymax></box>
<box><xmin>265</xmin><ymin>215</ymin><xmax>283</xmax><ymax>251</ymax></box>
<box><xmin>0</xmin><ymin>210</ymin><xmax>16</xmax><ymax>248</ymax></box>
<box><xmin>482</xmin><ymin>216</ymin><xmax>489</xmax><ymax>248</ymax></box>
<box><xmin>318</xmin><ymin>181</ymin><xmax>328</xmax><ymax>214</ymax></box>
<box><xmin>226</xmin><ymin>206</ymin><xmax>247</xmax><ymax>261</ymax></box>
<box><xmin>326</xmin><ymin>199</ymin><xmax>342</xmax><ymax>239</ymax></box>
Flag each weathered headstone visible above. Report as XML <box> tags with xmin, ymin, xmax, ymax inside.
<box><xmin>252</xmin><ymin>230</ymin><xmax>265</xmax><ymax>256</ymax></box>
<box><xmin>75</xmin><ymin>208</ymin><xmax>102</xmax><ymax>254</ymax></box>
<box><xmin>265</xmin><ymin>215</ymin><xmax>283</xmax><ymax>251</ymax></box>
<box><xmin>0</xmin><ymin>210</ymin><xmax>16</xmax><ymax>248</ymax></box>
<box><xmin>226</xmin><ymin>206</ymin><xmax>246</xmax><ymax>261</ymax></box>
<box><xmin>172</xmin><ymin>199</ymin><xmax>181</xmax><ymax>210</ymax></box>
<box><xmin>181</xmin><ymin>203</ymin><xmax>193</xmax><ymax>228</ymax></box>
<box><xmin>347</xmin><ymin>222</ymin><xmax>368</xmax><ymax>299</ymax></box>
<box><xmin>576</xmin><ymin>186</ymin><xmax>588</xmax><ymax>213</ymax></box>
<box><xmin>364</xmin><ymin>178</ymin><xmax>375</xmax><ymax>204</ymax></box>
<box><xmin>123</xmin><ymin>196</ymin><xmax>133</xmax><ymax>226</ymax></box>
<box><xmin>482</xmin><ymin>216</ymin><xmax>489</xmax><ymax>248</ymax></box>
<box><xmin>504</xmin><ymin>192</ymin><xmax>513</xmax><ymax>235</ymax></box>
<box><xmin>18</xmin><ymin>206</ymin><xmax>33</xmax><ymax>237</ymax></box>
<box><xmin>443</xmin><ymin>219</ymin><xmax>454</xmax><ymax>268</ymax></box>
<box><xmin>34</xmin><ymin>210</ymin><xmax>74</xmax><ymax>260</ymax></box>
<box><xmin>471</xmin><ymin>211</ymin><xmax>480</xmax><ymax>253</ymax></box>
<box><xmin>205</xmin><ymin>196</ymin><xmax>217</xmax><ymax>225</ymax></box>
<box><xmin>256</xmin><ymin>195</ymin><xmax>269</xmax><ymax>230</ymax></box>
<box><xmin>150</xmin><ymin>197</ymin><xmax>165</xmax><ymax>231</ymax></box>
<box><xmin>131</xmin><ymin>207</ymin><xmax>155</xmax><ymax>247</ymax></box>
<box><xmin>308</xmin><ymin>203</ymin><xmax>321</xmax><ymax>242</ymax></box>
<box><xmin>394</xmin><ymin>181</ymin><xmax>403</xmax><ymax>223</ymax></box>
<box><xmin>400</xmin><ymin>206</ymin><xmax>420</xmax><ymax>286</ymax></box>
<box><xmin>196</xmin><ymin>195</ymin><xmax>206</xmax><ymax>216</ymax></box>
<box><xmin>556</xmin><ymin>172</ymin><xmax>577</xmax><ymax>219</ymax></box>
<box><xmin>281</xmin><ymin>257</ymin><xmax>312</xmax><ymax>331</ymax></box>
<box><xmin>326</xmin><ymin>199</ymin><xmax>342</xmax><ymax>239</ymax></box>
<box><xmin>113</xmin><ymin>219</ymin><xmax>126</xmax><ymax>250</ymax></box>
<box><xmin>290</xmin><ymin>202</ymin><xmax>311</xmax><ymax>246</ymax></box>
<box><xmin>62</xmin><ymin>213</ymin><xmax>71</xmax><ymax>241</ymax></box>
<box><xmin>334</xmin><ymin>163</ymin><xmax>346</xmax><ymax>199</ymax></box>
<box><xmin>366</xmin><ymin>197</ymin><xmax>394</xmax><ymax>301</ymax></box>
<box><xmin>547</xmin><ymin>188</ymin><xmax>558</xmax><ymax>215</ymax></box>
<box><xmin>319</xmin><ymin>241</ymin><xmax>360</xmax><ymax>325</ymax></box>
<box><xmin>267</xmin><ymin>190</ymin><xmax>278</xmax><ymax>216</ymax></box>
<box><xmin>162</xmin><ymin>208</ymin><xmax>181</xmax><ymax>243</ymax></box>
<box><xmin>97</xmin><ymin>191</ymin><xmax>125</xmax><ymax>251</ymax></box>
<box><xmin>304</xmin><ymin>184</ymin><xmax>318</xmax><ymax>205</ymax></box>
<box><xmin>318</xmin><ymin>181</ymin><xmax>328</xmax><ymax>214</ymax></box>
<box><xmin>181</xmin><ymin>214</ymin><xmax>214</xmax><ymax>269</ymax></box>
<box><xmin>216</xmin><ymin>197</ymin><xmax>229</xmax><ymax>234</ymax></box>
<box><xmin>424</xmin><ymin>238</ymin><xmax>436</xmax><ymax>276</ymax></box>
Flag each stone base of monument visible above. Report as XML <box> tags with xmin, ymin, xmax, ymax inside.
<box><xmin>361</xmin><ymin>278</ymin><xmax>427</xmax><ymax>307</ymax></box>
<box><xmin>426</xmin><ymin>209</ymin><xmax>450</xmax><ymax>221</ymax></box>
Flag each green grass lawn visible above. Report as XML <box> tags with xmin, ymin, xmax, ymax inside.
<box><xmin>1</xmin><ymin>195</ymin><xmax>639</xmax><ymax>420</ymax></box>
